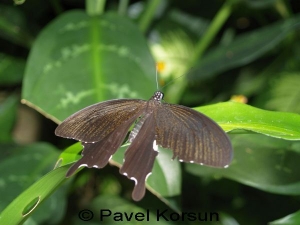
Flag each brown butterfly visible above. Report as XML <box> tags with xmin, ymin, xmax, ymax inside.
<box><xmin>55</xmin><ymin>91</ymin><xmax>233</xmax><ymax>201</ymax></box>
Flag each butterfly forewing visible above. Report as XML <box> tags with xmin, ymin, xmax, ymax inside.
<box><xmin>55</xmin><ymin>99</ymin><xmax>147</xmax><ymax>142</ymax></box>
<box><xmin>155</xmin><ymin>103</ymin><xmax>232</xmax><ymax>167</ymax></box>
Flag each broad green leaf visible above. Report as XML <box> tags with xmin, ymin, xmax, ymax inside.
<box><xmin>188</xmin><ymin>14</ymin><xmax>300</xmax><ymax>81</ymax></box>
<box><xmin>186</xmin><ymin>134</ymin><xmax>300</xmax><ymax>195</ymax></box>
<box><xmin>195</xmin><ymin>102</ymin><xmax>300</xmax><ymax>140</ymax></box>
<box><xmin>22</xmin><ymin>11</ymin><xmax>155</xmax><ymax>123</ymax></box>
<box><xmin>270</xmin><ymin>210</ymin><xmax>300</xmax><ymax>225</ymax></box>
<box><xmin>0</xmin><ymin>143</ymin><xmax>68</xmax><ymax>225</ymax></box>
<box><xmin>0</xmin><ymin>95</ymin><xmax>18</xmax><ymax>142</ymax></box>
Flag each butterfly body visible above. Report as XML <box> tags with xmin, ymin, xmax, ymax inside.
<box><xmin>55</xmin><ymin>91</ymin><xmax>233</xmax><ymax>201</ymax></box>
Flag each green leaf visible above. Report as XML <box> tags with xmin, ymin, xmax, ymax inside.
<box><xmin>56</xmin><ymin>142</ymin><xmax>83</xmax><ymax>167</ymax></box>
<box><xmin>0</xmin><ymin>95</ymin><xmax>18</xmax><ymax>143</ymax></box>
<box><xmin>195</xmin><ymin>102</ymin><xmax>300</xmax><ymax>140</ymax></box>
<box><xmin>186</xmin><ymin>134</ymin><xmax>300</xmax><ymax>195</ymax></box>
<box><xmin>188</xmin><ymin>14</ymin><xmax>300</xmax><ymax>81</ymax></box>
<box><xmin>22</xmin><ymin>10</ymin><xmax>155</xmax><ymax>123</ymax></box>
<box><xmin>0</xmin><ymin>143</ymin><xmax>68</xmax><ymax>225</ymax></box>
<box><xmin>270</xmin><ymin>210</ymin><xmax>300</xmax><ymax>225</ymax></box>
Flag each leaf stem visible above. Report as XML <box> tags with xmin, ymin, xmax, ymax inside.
<box><xmin>139</xmin><ymin>0</ymin><xmax>161</xmax><ymax>32</ymax></box>
<box><xmin>86</xmin><ymin>0</ymin><xmax>106</xmax><ymax>16</ymax></box>
<box><xmin>118</xmin><ymin>0</ymin><xmax>129</xmax><ymax>16</ymax></box>
<box><xmin>191</xmin><ymin>0</ymin><xmax>233</xmax><ymax>66</ymax></box>
<box><xmin>166</xmin><ymin>1</ymin><xmax>233</xmax><ymax>103</ymax></box>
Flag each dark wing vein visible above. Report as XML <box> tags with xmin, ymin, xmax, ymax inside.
<box><xmin>155</xmin><ymin>103</ymin><xmax>233</xmax><ymax>167</ymax></box>
<box><xmin>55</xmin><ymin>99</ymin><xmax>147</xmax><ymax>142</ymax></box>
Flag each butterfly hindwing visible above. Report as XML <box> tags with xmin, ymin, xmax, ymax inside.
<box><xmin>66</xmin><ymin>115</ymin><xmax>140</xmax><ymax>177</ymax></box>
<box><xmin>120</xmin><ymin>113</ymin><xmax>158</xmax><ymax>201</ymax></box>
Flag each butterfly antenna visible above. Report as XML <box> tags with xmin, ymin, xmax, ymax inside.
<box><xmin>161</xmin><ymin>73</ymin><xmax>186</xmax><ymax>90</ymax></box>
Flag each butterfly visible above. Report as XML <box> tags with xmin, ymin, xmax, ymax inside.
<box><xmin>55</xmin><ymin>91</ymin><xmax>233</xmax><ymax>201</ymax></box>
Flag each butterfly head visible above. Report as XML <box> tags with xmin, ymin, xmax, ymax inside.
<box><xmin>152</xmin><ymin>91</ymin><xmax>164</xmax><ymax>102</ymax></box>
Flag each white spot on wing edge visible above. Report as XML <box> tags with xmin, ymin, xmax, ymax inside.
<box><xmin>82</xmin><ymin>141</ymin><xmax>95</xmax><ymax>143</ymax></box>
<box><xmin>122</xmin><ymin>173</ymin><xmax>138</xmax><ymax>185</ymax></box>
<box><xmin>130</xmin><ymin>177</ymin><xmax>138</xmax><ymax>185</ymax></box>
<box><xmin>145</xmin><ymin>172</ymin><xmax>152</xmax><ymax>181</ymax></box>
<box><xmin>224</xmin><ymin>164</ymin><xmax>229</xmax><ymax>168</ymax></box>
<box><xmin>179</xmin><ymin>159</ymin><xmax>183</xmax><ymax>162</ymax></box>
<box><xmin>78</xmin><ymin>164</ymin><xmax>87</xmax><ymax>168</ymax></box>
<box><xmin>190</xmin><ymin>160</ymin><xmax>194</xmax><ymax>163</ymax></box>
<box><xmin>153</xmin><ymin>140</ymin><xmax>159</xmax><ymax>152</ymax></box>
<box><xmin>93</xmin><ymin>165</ymin><xmax>99</xmax><ymax>168</ymax></box>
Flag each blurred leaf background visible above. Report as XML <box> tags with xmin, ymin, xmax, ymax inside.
<box><xmin>1</xmin><ymin>0</ymin><xmax>300</xmax><ymax>224</ymax></box>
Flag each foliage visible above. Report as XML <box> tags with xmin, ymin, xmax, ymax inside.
<box><xmin>1</xmin><ymin>0</ymin><xmax>300</xmax><ymax>224</ymax></box>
